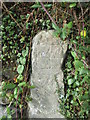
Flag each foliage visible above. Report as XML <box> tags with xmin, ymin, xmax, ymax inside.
<box><xmin>0</xmin><ymin>2</ymin><xmax>53</xmax><ymax>119</ymax></box>
<box><xmin>51</xmin><ymin>2</ymin><xmax>90</xmax><ymax>119</ymax></box>
<box><xmin>0</xmin><ymin>2</ymin><xmax>90</xmax><ymax>119</ymax></box>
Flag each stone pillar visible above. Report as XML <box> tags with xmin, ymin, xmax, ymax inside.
<box><xmin>28</xmin><ymin>30</ymin><xmax>67</xmax><ymax>118</ymax></box>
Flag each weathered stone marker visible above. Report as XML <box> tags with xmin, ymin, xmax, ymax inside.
<box><xmin>28</xmin><ymin>30</ymin><xmax>67</xmax><ymax>118</ymax></box>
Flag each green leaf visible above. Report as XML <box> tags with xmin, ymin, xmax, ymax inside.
<box><xmin>71</xmin><ymin>51</ymin><xmax>77</xmax><ymax>59</ymax></box>
<box><xmin>22</xmin><ymin>47</ymin><xmax>28</xmax><ymax>57</ymax></box>
<box><xmin>14</xmin><ymin>87</ymin><xmax>18</xmax><ymax>95</ymax></box>
<box><xmin>75</xmin><ymin>81</ymin><xmax>79</xmax><ymax>86</ymax></box>
<box><xmin>28</xmin><ymin>85</ymin><xmax>35</xmax><ymax>89</ymax></box>
<box><xmin>79</xmin><ymin>68</ymin><xmax>88</xmax><ymax>75</ymax></box>
<box><xmin>3</xmin><ymin>83</ymin><xmax>16</xmax><ymax>90</ymax></box>
<box><xmin>69</xmin><ymin>3</ymin><xmax>76</xmax><ymax>8</ymax></box>
<box><xmin>26</xmin><ymin>23</ymin><xmax>29</xmax><ymax>29</ymax></box>
<box><xmin>25</xmin><ymin>95</ymin><xmax>32</xmax><ymax>101</ymax></box>
<box><xmin>71</xmin><ymin>100</ymin><xmax>78</xmax><ymax>106</ymax></box>
<box><xmin>68</xmin><ymin>79</ymin><xmax>74</xmax><ymax>85</ymax></box>
<box><xmin>31</xmin><ymin>4</ymin><xmax>41</xmax><ymax>8</ymax></box>
<box><xmin>20</xmin><ymin>57</ymin><xmax>26</xmax><ymax>65</ymax></box>
<box><xmin>82</xmin><ymin>101</ymin><xmax>89</xmax><ymax>109</ymax></box>
<box><xmin>61</xmin><ymin>32</ymin><xmax>67</xmax><ymax>40</ymax></box>
<box><xmin>7</xmin><ymin>107</ymin><xmax>11</xmax><ymax>115</ymax></box>
<box><xmin>17</xmin><ymin>53</ymin><xmax>21</xmax><ymax>57</ymax></box>
<box><xmin>71</xmin><ymin>39</ymin><xmax>77</xmax><ymax>44</ymax></box>
<box><xmin>81</xmin><ymin>76</ymin><xmax>90</xmax><ymax>84</ymax></box>
<box><xmin>53</xmin><ymin>31</ymin><xmax>60</xmax><ymax>37</ymax></box>
<box><xmin>20</xmin><ymin>37</ymin><xmax>25</xmax><ymax>43</ymax></box>
<box><xmin>17</xmin><ymin>65</ymin><xmax>24</xmax><ymax>74</ymax></box>
<box><xmin>18</xmin><ymin>82</ymin><xmax>26</xmax><ymax>87</ymax></box>
<box><xmin>76</xmin><ymin>36</ymin><xmax>80</xmax><ymax>40</ymax></box>
<box><xmin>17</xmin><ymin>75</ymin><xmax>23</xmax><ymax>81</ymax></box>
<box><xmin>44</xmin><ymin>4</ymin><xmax>52</xmax><ymax>8</ymax></box>
<box><xmin>14</xmin><ymin>87</ymin><xmax>18</xmax><ymax>99</ymax></box>
<box><xmin>14</xmin><ymin>34</ymin><xmax>18</xmax><ymax>39</ymax></box>
<box><xmin>19</xmin><ymin>87</ymin><xmax>23</xmax><ymax>94</ymax></box>
<box><xmin>52</xmin><ymin>23</ymin><xmax>60</xmax><ymax>31</ymax></box>
<box><xmin>11</xmin><ymin>22</ymin><xmax>15</xmax><ymax>26</ymax></box>
<box><xmin>67</xmin><ymin>22</ymin><xmax>72</xmax><ymax>29</ymax></box>
<box><xmin>26</xmin><ymin>14</ymin><xmax>30</xmax><ymax>19</ymax></box>
<box><xmin>31</xmin><ymin>4</ymin><xmax>52</xmax><ymax>8</ymax></box>
<box><xmin>74</xmin><ymin>60</ymin><xmax>84</xmax><ymax>70</ymax></box>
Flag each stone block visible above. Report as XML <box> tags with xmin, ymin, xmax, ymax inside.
<box><xmin>28</xmin><ymin>30</ymin><xmax>68</xmax><ymax>118</ymax></box>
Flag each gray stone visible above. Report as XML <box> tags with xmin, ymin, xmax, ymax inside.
<box><xmin>28</xmin><ymin>30</ymin><xmax>68</xmax><ymax>118</ymax></box>
<box><xmin>0</xmin><ymin>98</ymin><xmax>7</xmax><ymax>118</ymax></box>
<box><xmin>0</xmin><ymin>105</ymin><xmax>7</xmax><ymax>118</ymax></box>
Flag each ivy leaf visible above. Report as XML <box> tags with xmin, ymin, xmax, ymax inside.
<box><xmin>18</xmin><ymin>82</ymin><xmax>26</xmax><ymax>87</ymax></box>
<box><xmin>61</xmin><ymin>32</ymin><xmax>67</xmax><ymax>40</ymax></box>
<box><xmin>44</xmin><ymin>4</ymin><xmax>52</xmax><ymax>8</ymax></box>
<box><xmin>52</xmin><ymin>23</ymin><xmax>60</xmax><ymax>31</ymax></box>
<box><xmin>14</xmin><ymin>87</ymin><xmax>18</xmax><ymax>99</ymax></box>
<box><xmin>28</xmin><ymin>85</ymin><xmax>35</xmax><ymax>89</ymax></box>
<box><xmin>22</xmin><ymin>47</ymin><xmax>28</xmax><ymax>57</ymax></box>
<box><xmin>17</xmin><ymin>65</ymin><xmax>24</xmax><ymax>74</ymax></box>
<box><xmin>79</xmin><ymin>68</ymin><xmax>88</xmax><ymax>75</ymax></box>
<box><xmin>67</xmin><ymin>22</ymin><xmax>72</xmax><ymax>29</ymax></box>
<box><xmin>20</xmin><ymin>57</ymin><xmax>26</xmax><ymax>65</ymax></box>
<box><xmin>68</xmin><ymin>79</ymin><xmax>74</xmax><ymax>85</ymax></box>
<box><xmin>31</xmin><ymin>4</ymin><xmax>52</xmax><ymax>8</ymax></box>
<box><xmin>74</xmin><ymin>60</ymin><xmax>84</xmax><ymax>70</ymax></box>
<box><xmin>75</xmin><ymin>81</ymin><xmax>79</xmax><ymax>86</ymax></box>
<box><xmin>3</xmin><ymin>83</ymin><xmax>16</xmax><ymax>90</ymax></box>
<box><xmin>26</xmin><ymin>23</ymin><xmax>29</xmax><ymax>29</ymax></box>
<box><xmin>71</xmin><ymin>51</ymin><xmax>77</xmax><ymax>60</ymax></box>
<box><xmin>26</xmin><ymin>14</ymin><xmax>30</xmax><ymax>19</ymax></box>
<box><xmin>20</xmin><ymin>36</ymin><xmax>25</xmax><ymax>43</ymax></box>
<box><xmin>17</xmin><ymin>75</ymin><xmax>23</xmax><ymax>81</ymax></box>
<box><xmin>69</xmin><ymin>3</ymin><xmax>76</xmax><ymax>8</ymax></box>
<box><xmin>17</xmin><ymin>53</ymin><xmax>21</xmax><ymax>57</ymax></box>
<box><xmin>31</xmin><ymin>4</ymin><xmax>41</xmax><ymax>8</ymax></box>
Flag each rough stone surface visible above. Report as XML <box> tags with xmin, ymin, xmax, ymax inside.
<box><xmin>0</xmin><ymin>99</ymin><xmax>7</xmax><ymax>118</ymax></box>
<box><xmin>28</xmin><ymin>30</ymin><xmax>67</xmax><ymax>118</ymax></box>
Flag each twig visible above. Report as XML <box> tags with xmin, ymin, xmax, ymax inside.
<box><xmin>69</xmin><ymin>41</ymin><xmax>89</xmax><ymax>68</ymax></box>
<box><xmin>82</xmin><ymin>59</ymin><xmax>88</xmax><ymax>68</ymax></box>
<box><xmin>73</xmin><ymin>10</ymin><xmax>80</xmax><ymax>32</ymax></box>
<box><xmin>4</xmin><ymin>99</ymin><xmax>14</xmax><ymax>114</ymax></box>
<box><xmin>73</xmin><ymin>9</ymin><xmax>81</xmax><ymax>44</ymax></box>
<box><xmin>2</xmin><ymin>3</ymin><xmax>22</xmax><ymax>30</ymax></box>
<box><xmin>22</xmin><ymin>9</ymin><xmax>35</xmax><ymax>33</ymax></box>
<box><xmin>79</xmin><ymin>2</ymin><xmax>83</xmax><ymax>17</ymax></box>
<box><xmin>0</xmin><ymin>2</ymin><xmax>19</xmax><ymax>19</ymax></box>
<box><xmin>40</xmin><ymin>1</ymin><xmax>57</xmax><ymax>26</ymax></box>
<box><xmin>24</xmin><ymin>41</ymin><xmax>32</xmax><ymax>83</ymax></box>
<box><xmin>79</xmin><ymin>7</ymin><xmax>89</xmax><ymax>20</ymax></box>
<box><xmin>20</xmin><ymin>39</ymin><xmax>32</xmax><ymax>118</ymax></box>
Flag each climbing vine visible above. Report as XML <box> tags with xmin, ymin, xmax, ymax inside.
<box><xmin>51</xmin><ymin>3</ymin><xmax>90</xmax><ymax>119</ymax></box>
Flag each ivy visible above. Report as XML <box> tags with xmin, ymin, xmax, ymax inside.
<box><xmin>1</xmin><ymin>2</ymin><xmax>90</xmax><ymax>119</ymax></box>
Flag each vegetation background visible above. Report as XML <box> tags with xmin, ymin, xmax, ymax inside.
<box><xmin>0</xmin><ymin>2</ymin><xmax>90</xmax><ymax>119</ymax></box>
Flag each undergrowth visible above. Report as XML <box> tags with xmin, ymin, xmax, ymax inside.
<box><xmin>0</xmin><ymin>2</ymin><xmax>90</xmax><ymax>119</ymax></box>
